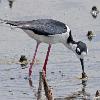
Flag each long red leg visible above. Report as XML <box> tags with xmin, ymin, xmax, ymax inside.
<box><xmin>42</xmin><ymin>44</ymin><xmax>51</xmax><ymax>76</ymax></box>
<box><xmin>29</xmin><ymin>42</ymin><xmax>40</xmax><ymax>77</ymax></box>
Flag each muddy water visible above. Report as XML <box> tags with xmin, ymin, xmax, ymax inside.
<box><xmin>0</xmin><ymin>0</ymin><xmax>100</xmax><ymax>100</ymax></box>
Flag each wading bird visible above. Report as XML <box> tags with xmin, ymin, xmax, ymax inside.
<box><xmin>1</xmin><ymin>19</ymin><xmax>88</xmax><ymax>78</ymax></box>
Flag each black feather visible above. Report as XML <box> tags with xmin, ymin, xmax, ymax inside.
<box><xmin>6</xmin><ymin>19</ymin><xmax>68</xmax><ymax>36</ymax></box>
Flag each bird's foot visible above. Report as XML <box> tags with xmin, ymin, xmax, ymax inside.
<box><xmin>82</xmin><ymin>72</ymin><xmax>88</xmax><ymax>79</ymax></box>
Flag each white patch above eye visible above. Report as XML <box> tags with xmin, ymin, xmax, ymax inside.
<box><xmin>77</xmin><ymin>48</ymin><xmax>80</xmax><ymax>52</ymax></box>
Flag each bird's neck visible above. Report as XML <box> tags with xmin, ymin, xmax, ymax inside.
<box><xmin>70</xmin><ymin>40</ymin><xmax>77</xmax><ymax>44</ymax></box>
<box><xmin>65</xmin><ymin>40</ymin><xmax>77</xmax><ymax>52</ymax></box>
<box><xmin>69</xmin><ymin>40</ymin><xmax>77</xmax><ymax>51</ymax></box>
<box><xmin>64</xmin><ymin>30</ymin><xmax>77</xmax><ymax>51</ymax></box>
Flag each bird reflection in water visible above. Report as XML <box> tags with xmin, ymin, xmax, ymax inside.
<box><xmin>64</xmin><ymin>80</ymin><xmax>90</xmax><ymax>100</ymax></box>
<box><xmin>28</xmin><ymin>71</ymin><xmax>53</xmax><ymax>100</ymax></box>
<box><xmin>8</xmin><ymin>0</ymin><xmax>15</xmax><ymax>8</ymax></box>
<box><xmin>86</xmin><ymin>31</ymin><xmax>96</xmax><ymax>41</ymax></box>
<box><xmin>28</xmin><ymin>74</ymin><xmax>91</xmax><ymax>100</ymax></box>
<box><xmin>28</xmin><ymin>78</ymin><xmax>33</xmax><ymax>87</ymax></box>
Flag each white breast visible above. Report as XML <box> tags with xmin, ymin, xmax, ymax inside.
<box><xmin>23</xmin><ymin>29</ymin><xmax>70</xmax><ymax>44</ymax></box>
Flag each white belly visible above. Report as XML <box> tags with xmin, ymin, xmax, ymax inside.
<box><xmin>23</xmin><ymin>29</ymin><xmax>69</xmax><ymax>44</ymax></box>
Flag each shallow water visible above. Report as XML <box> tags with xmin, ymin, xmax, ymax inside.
<box><xmin>0</xmin><ymin>0</ymin><xmax>100</xmax><ymax>100</ymax></box>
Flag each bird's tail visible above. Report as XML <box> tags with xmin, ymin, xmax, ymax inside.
<box><xmin>0</xmin><ymin>18</ymin><xmax>21</xmax><ymax>26</ymax></box>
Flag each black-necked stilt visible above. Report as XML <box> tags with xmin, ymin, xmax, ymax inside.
<box><xmin>91</xmin><ymin>6</ymin><xmax>99</xmax><ymax>18</ymax></box>
<box><xmin>2</xmin><ymin>19</ymin><xmax>88</xmax><ymax>78</ymax></box>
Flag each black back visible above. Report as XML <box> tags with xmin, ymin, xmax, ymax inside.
<box><xmin>6</xmin><ymin>19</ymin><xmax>67</xmax><ymax>36</ymax></box>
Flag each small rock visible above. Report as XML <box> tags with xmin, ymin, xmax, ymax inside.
<box><xmin>86</xmin><ymin>31</ymin><xmax>95</xmax><ymax>41</ymax></box>
<box><xmin>19</xmin><ymin>55</ymin><xmax>28</xmax><ymax>67</ymax></box>
<box><xmin>9</xmin><ymin>90</ymin><xmax>12</xmax><ymax>92</ymax></box>
<box><xmin>95</xmin><ymin>90</ymin><xmax>100</xmax><ymax>97</ymax></box>
<box><xmin>61</xmin><ymin>73</ymin><xmax>65</xmax><ymax>77</ymax></box>
<box><xmin>23</xmin><ymin>92</ymin><xmax>29</xmax><ymax>95</ymax></box>
<box><xmin>91</xmin><ymin>6</ymin><xmax>99</xmax><ymax>18</ymax></box>
<box><xmin>19</xmin><ymin>55</ymin><xmax>27</xmax><ymax>62</ymax></box>
<box><xmin>51</xmin><ymin>72</ymin><xmax>55</xmax><ymax>74</ymax></box>
<box><xmin>24</xmin><ymin>77</ymin><xmax>28</xmax><ymax>80</ymax></box>
<box><xmin>10</xmin><ymin>78</ymin><xmax>15</xmax><ymax>80</ymax></box>
<box><xmin>59</xmin><ymin>71</ymin><xmax>61</xmax><ymax>73</ymax></box>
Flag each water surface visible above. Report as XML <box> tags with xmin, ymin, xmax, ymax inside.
<box><xmin>0</xmin><ymin>0</ymin><xmax>100</xmax><ymax>99</ymax></box>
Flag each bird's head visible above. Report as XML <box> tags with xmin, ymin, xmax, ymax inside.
<box><xmin>75</xmin><ymin>41</ymin><xmax>88</xmax><ymax>78</ymax></box>
<box><xmin>66</xmin><ymin>32</ymin><xmax>88</xmax><ymax>77</ymax></box>
<box><xmin>75</xmin><ymin>41</ymin><xmax>88</xmax><ymax>60</ymax></box>
<box><xmin>66</xmin><ymin>31</ymin><xmax>88</xmax><ymax>60</ymax></box>
<box><xmin>65</xmin><ymin>32</ymin><xmax>88</xmax><ymax>77</ymax></box>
